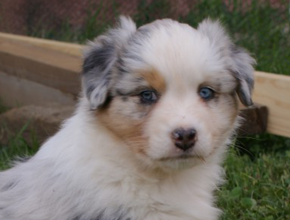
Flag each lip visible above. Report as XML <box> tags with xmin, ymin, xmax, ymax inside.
<box><xmin>159</xmin><ymin>154</ymin><xmax>195</xmax><ymax>161</ymax></box>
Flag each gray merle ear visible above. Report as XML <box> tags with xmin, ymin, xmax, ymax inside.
<box><xmin>82</xmin><ymin>16</ymin><xmax>136</xmax><ymax>109</ymax></box>
<box><xmin>198</xmin><ymin>19</ymin><xmax>255</xmax><ymax>107</ymax></box>
<box><xmin>230</xmin><ymin>45</ymin><xmax>255</xmax><ymax>107</ymax></box>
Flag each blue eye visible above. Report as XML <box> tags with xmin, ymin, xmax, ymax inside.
<box><xmin>199</xmin><ymin>87</ymin><xmax>215</xmax><ymax>100</ymax></box>
<box><xmin>140</xmin><ymin>91</ymin><xmax>158</xmax><ymax>103</ymax></box>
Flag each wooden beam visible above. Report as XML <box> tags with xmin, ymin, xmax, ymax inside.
<box><xmin>0</xmin><ymin>32</ymin><xmax>82</xmax><ymax>57</ymax></box>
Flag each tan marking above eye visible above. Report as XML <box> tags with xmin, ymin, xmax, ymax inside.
<box><xmin>138</xmin><ymin>69</ymin><xmax>166</xmax><ymax>94</ymax></box>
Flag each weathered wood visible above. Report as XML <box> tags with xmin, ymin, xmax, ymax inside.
<box><xmin>0</xmin><ymin>103</ymin><xmax>74</xmax><ymax>144</ymax></box>
<box><xmin>238</xmin><ymin>104</ymin><xmax>269</xmax><ymax>136</ymax></box>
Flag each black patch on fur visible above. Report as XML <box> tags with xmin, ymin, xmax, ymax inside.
<box><xmin>236</xmin><ymin>84</ymin><xmax>253</xmax><ymax>106</ymax></box>
<box><xmin>231</xmin><ymin>70</ymin><xmax>253</xmax><ymax>106</ymax></box>
<box><xmin>229</xmin><ymin>45</ymin><xmax>255</xmax><ymax>107</ymax></box>
<box><xmin>85</xmin><ymin>75</ymin><xmax>110</xmax><ymax>104</ymax></box>
<box><xmin>98</xmin><ymin>95</ymin><xmax>113</xmax><ymax>110</ymax></box>
<box><xmin>230</xmin><ymin>45</ymin><xmax>254</xmax><ymax>89</ymax></box>
<box><xmin>83</xmin><ymin>44</ymin><xmax>115</xmax><ymax>74</ymax></box>
<box><xmin>82</xmin><ymin>40</ymin><xmax>116</xmax><ymax>109</ymax></box>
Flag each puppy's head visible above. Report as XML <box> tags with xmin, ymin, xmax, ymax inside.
<box><xmin>82</xmin><ymin>17</ymin><xmax>255</xmax><ymax>170</ymax></box>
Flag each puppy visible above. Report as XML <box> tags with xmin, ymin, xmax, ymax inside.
<box><xmin>0</xmin><ymin>17</ymin><xmax>255</xmax><ymax>220</ymax></box>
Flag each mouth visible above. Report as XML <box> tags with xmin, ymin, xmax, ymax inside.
<box><xmin>159</xmin><ymin>152</ymin><xmax>205</xmax><ymax>162</ymax></box>
<box><xmin>159</xmin><ymin>154</ymin><xmax>204</xmax><ymax>161</ymax></box>
<box><xmin>155</xmin><ymin>153</ymin><xmax>206</xmax><ymax>170</ymax></box>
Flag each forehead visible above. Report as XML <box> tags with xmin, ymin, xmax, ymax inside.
<box><xmin>120</xmin><ymin>20</ymin><xmax>233</xmax><ymax>90</ymax></box>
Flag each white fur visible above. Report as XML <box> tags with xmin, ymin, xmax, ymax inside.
<box><xmin>0</xmin><ymin>99</ymin><xmax>225</xmax><ymax>220</ymax></box>
<box><xmin>0</xmin><ymin>17</ymin><xmax>254</xmax><ymax>220</ymax></box>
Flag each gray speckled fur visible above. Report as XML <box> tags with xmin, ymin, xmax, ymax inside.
<box><xmin>82</xmin><ymin>16</ymin><xmax>137</xmax><ymax>110</ymax></box>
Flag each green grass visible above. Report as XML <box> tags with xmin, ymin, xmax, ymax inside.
<box><xmin>0</xmin><ymin>125</ymin><xmax>39</xmax><ymax>170</ymax></box>
<box><xmin>219</xmin><ymin>152</ymin><xmax>290</xmax><ymax>219</ymax></box>
<box><xmin>218</xmin><ymin>145</ymin><xmax>290</xmax><ymax>219</ymax></box>
<box><xmin>217</xmin><ymin>134</ymin><xmax>290</xmax><ymax>219</ymax></box>
<box><xmin>0</xmin><ymin>101</ymin><xmax>39</xmax><ymax>170</ymax></box>
<box><xmin>0</xmin><ymin>103</ymin><xmax>38</xmax><ymax>170</ymax></box>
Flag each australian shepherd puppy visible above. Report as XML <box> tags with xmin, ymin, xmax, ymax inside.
<box><xmin>0</xmin><ymin>17</ymin><xmax>255</xmax><ymax>220</ymax></box>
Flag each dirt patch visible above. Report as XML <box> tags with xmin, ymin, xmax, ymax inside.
<box><xmin>0</xmin><ymin>103</ymin><xmax>74</xmax><ymax>145</ymax></box>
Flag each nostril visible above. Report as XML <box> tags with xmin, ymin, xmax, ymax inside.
<box><xmin>186</xmin><ymin>129</ymin><xmax>196</xmax><ymax>140</ymax></box>
<box><xmin>172</xmin><ymin>128</ymin><xmax>196</xmax><ymax>141</ymax></box>
<box><xmin>172</xmin><ymin>130</ymin><xmax>184</xmax><ymax>141</ymax></box>
<box><xmin>171</xmin><ymin>128</ymin><xmax>197</xmax><ymax>151</ymax></box>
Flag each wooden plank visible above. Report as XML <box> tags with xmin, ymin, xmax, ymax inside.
<box><xmin>253</xmin><ymin>71</ymin><xmax>290</xmax><ymax>137</ymax></box>
<box><xmin>0</xmin><ymin>32</ymin><xmax>83</xmax><ymax>57</ymax></box>
<box><xmin>0</xmin><ymin>37</ymin><xmax>81</xmax><ymax>96</ymax></box>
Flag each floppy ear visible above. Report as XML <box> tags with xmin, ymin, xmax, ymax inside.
<box><xmin>82</xmin><ymin>16</ymin><xmax>136</xmax><ymax>109</ymax></box>
<box><xmin>198</xmin><ymin>19</ymin><xmax>255</xmax><ymax>107</ymax></box>
<box><xmin>230</xmin><ymin>45</ymin><xmax>255</xmax><ymax>106</ymax></box>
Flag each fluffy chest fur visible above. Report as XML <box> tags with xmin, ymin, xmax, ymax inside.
<box><xmin>45</xmin><ymin>110</ymin><xmax>224</xmax><ymax>220</ymax></box>
<box><xmin>0</xmin><ymin>111</ymin><xmax>222</xmax><ymax>220</ymax></box>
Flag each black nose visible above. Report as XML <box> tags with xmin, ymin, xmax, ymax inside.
<box><xmin>171</xmin><ymin>128</ymin><xmax>197</xmax><ymax>151</ymax></box>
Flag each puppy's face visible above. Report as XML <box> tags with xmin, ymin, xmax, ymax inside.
<box><xmin>83</xmin><ymin>17</ymin><xmax>255</xmax><ymax>170</ymax></box>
